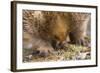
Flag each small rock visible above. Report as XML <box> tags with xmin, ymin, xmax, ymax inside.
<box><xmin>25</xmin><ymin>54</ymin><xmax>33</xmax><ymax>60</ymax></box>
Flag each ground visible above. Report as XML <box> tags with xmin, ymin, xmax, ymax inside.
<box><xmin>23</xmin><ymin>37</ymin><xmax>91</xmax><ymax>62</ymax></box>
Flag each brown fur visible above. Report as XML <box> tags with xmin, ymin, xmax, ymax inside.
<box><xmin>23</xmin><ymin>10</ymin><xmax>90</xmax><ymax>56</ymax></box>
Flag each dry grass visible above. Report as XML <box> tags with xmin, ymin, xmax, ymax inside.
<box><xmin>23</xmin><ymin>42</ymin><xmax>91</xmax><ymax>62</ymax></box>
